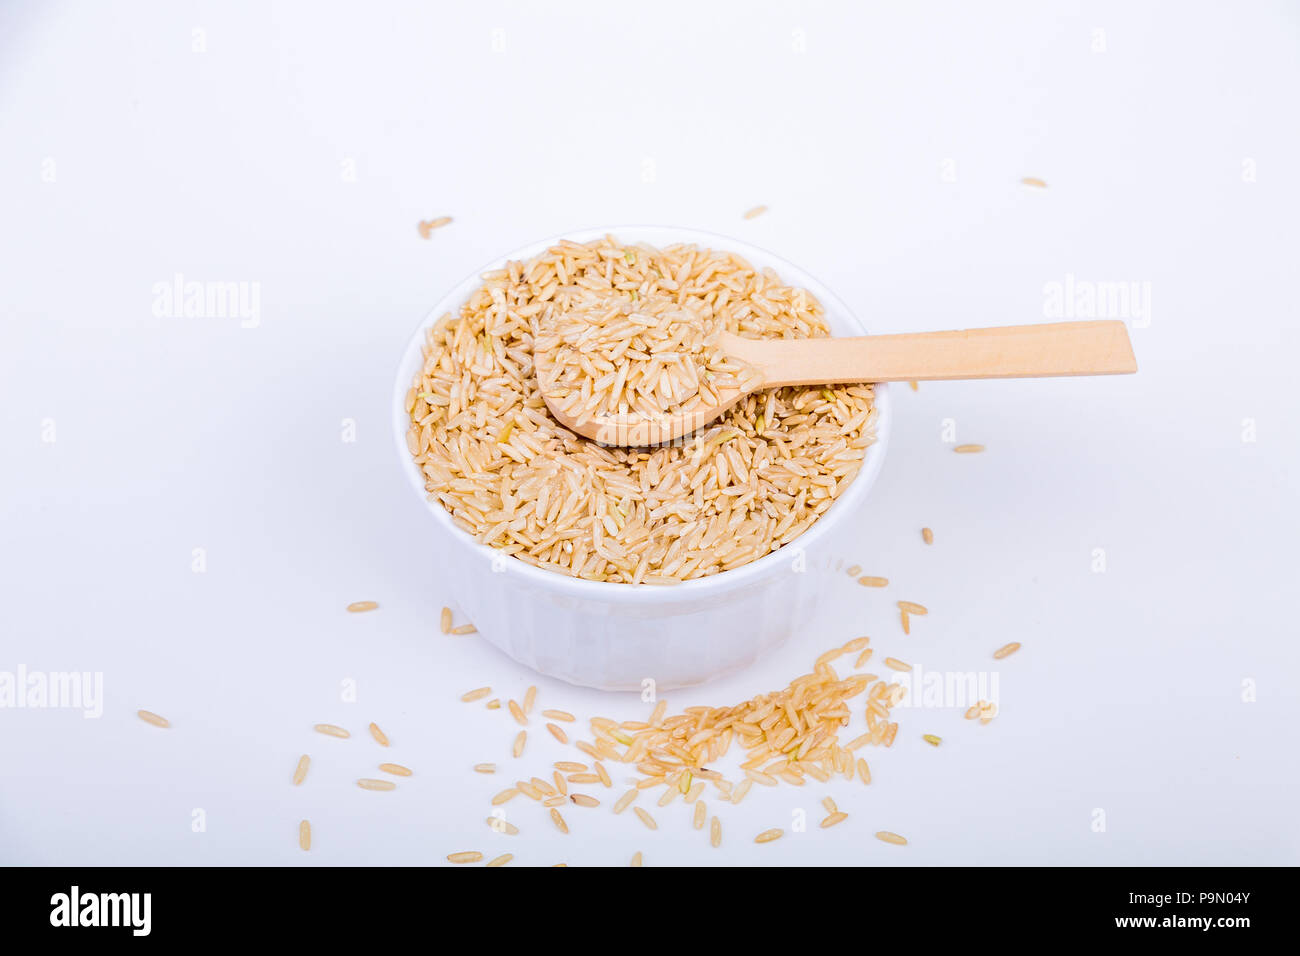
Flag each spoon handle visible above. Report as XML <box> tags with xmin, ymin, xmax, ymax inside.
<box><xmin>725</xmin><ymin>320</ymin><xmax>1137</xmax><ymax>386</ymax></box>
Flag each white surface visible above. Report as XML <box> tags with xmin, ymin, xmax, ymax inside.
<box><xmin>1</xmin><ymin>0</ymin><xmax>1297</xmax><ymax>866</ymax></box>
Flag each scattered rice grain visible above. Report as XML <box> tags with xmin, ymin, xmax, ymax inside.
<box><xmin>634</xmin><ymin>807</ymin><xmax>658</xmax><ymax>830</ymax></box>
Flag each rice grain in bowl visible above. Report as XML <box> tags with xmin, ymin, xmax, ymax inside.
<box><xmin>393</xmin><ymin>226</ymin><xmax>891</xmax><ymax>689</ymax></box>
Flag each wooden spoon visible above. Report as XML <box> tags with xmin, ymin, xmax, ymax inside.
<box><xmin>539</xmin><ymin>319</ymin><xmax>1137</xmax><ymax>446</ymax></box>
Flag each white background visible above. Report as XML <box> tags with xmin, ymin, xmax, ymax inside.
<box><xmin>2</xmin><ymin>0</ymin><xmax>1297</xmax><ymax>866</ymax></box>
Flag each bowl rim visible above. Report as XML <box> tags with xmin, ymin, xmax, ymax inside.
<box><xmin>392</xmin><ymin>224</ymin><xmax>891</xmax><ymax>604</ymax></box>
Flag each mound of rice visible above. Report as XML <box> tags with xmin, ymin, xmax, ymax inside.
<box><xmin>533</xmin><ymin>290</ymin><xmax>760</xmax><ymax>426</ymax></box>
<box><xmin>404</xmin><ymin>236</ymin><xmax>876</xmax><ymax>584</ymax></box>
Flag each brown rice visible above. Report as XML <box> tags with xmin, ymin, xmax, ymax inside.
<box><xmin>419</xmin><ymin>216</ymin><xmax>454</xmax><ymax>238</ymax></box>
<box><xmin>404</xmin><ymin>236</ymin><xmax>877</xmax><ymax>583</ymax></box>
<box><xmin>534</xmin><ymin>288</ymin><xmax>760</xmax><ymax>429</ymax></box>
<box><xmin>633</xmin><ymin>807</ymin><xmax>658</xmax><ymax>830</ymax></box>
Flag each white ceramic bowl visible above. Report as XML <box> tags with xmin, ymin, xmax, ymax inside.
<box><xmin>393</xmin><ymin>226</ymin><xmax>891</xmax><ymax>690</ymax></box>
